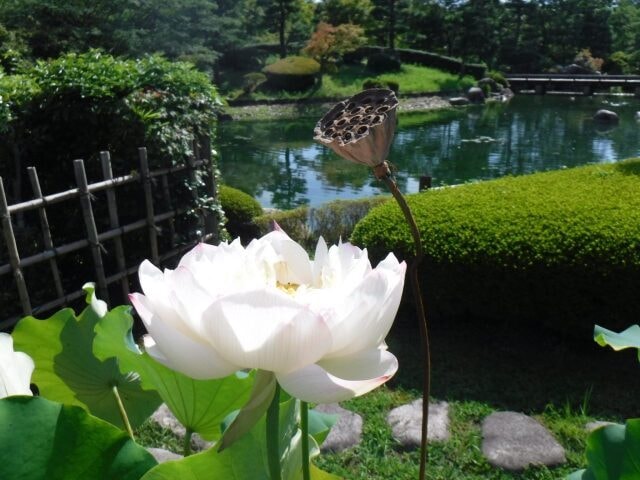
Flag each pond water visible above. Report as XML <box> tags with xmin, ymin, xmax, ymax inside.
<box><xmin>217</xmin><ymin>95</ymin><xmax>640</xmax><ymax>210</ymax></box>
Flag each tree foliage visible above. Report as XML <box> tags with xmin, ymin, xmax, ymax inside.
<box><xmin>303</xmin><ymin>22</ymin><xmax>366</xmax><ymax>72</ymax></box>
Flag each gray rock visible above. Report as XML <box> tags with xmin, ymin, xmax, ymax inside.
<box><xmin>467</xmin><ymin>86</ymin><xmax>485</xmax><ymax>104</ymax></box>
<box><xmin>593</xmin><ymin>109</ymin><xmax>619</xmax><ymax>123</ymax></box>
<box><xmin>315</xmin><ymin>403</ymin><xmax>363</xmax><ymax>453</ymax></box>
<box><xmin>585</xmin><ymin>420</ymin><xmax>616</xmax><ymax>433</ymax></box>
<box><xmin>147</xmin><ymin>447</ymin><xmax>183</xmax><ymax>463</ymax></box>
<box><xmin>151</xmin><ymin>404</ymin><xmax>214</xmax><ymax>452</ymax></box>
<box><xmin>387</xmin><ymin>400</ymin><xmax>450</xmax><ymax>449</ymax></box>
<box><xmin>482</xmin><ymin>411</ymin><xmax>566</xmax><ymax>471</ymax></box>
<box><xmin>449</xmin><ymin>97</ymin><xmax>470</xmax><ymax>106</ymax></box>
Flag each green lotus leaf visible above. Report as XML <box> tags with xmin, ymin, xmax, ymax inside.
<box><xmin>567</xmin><ymin>419</ymin><xmax>640</xmax><ymax>480</ymax></box>
<box><xmin>308</xmin><ymin>408</ymin><xmax>338</xmax><ymax>445</ymax></box>
<box><xmin>93</xmin><ymin>304</ymin><xmax>254</xmax><ymax>441</ymax></box>
<box><xmin>140</xmin><ymin>397</ymin><xmax>327</xmax><ymax>480</ymax></box>
<box><xmin>0</xmin><ymin>396</ymin><xmax>157</xmax><ymax>480</ymax></box>
<box><xmin>11</xmin><ymin>285</ymin><xmax>161</xmax><ymax>429</ymax></box>
<box><xmin>594</xmin><ymin>324</ymin><xmax>640</xmax><ymax>361</ymax></box>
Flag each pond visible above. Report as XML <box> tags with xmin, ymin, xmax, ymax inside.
<box><xmin>217</xmin><ymin>95</ymin><xmax>640</xmax><ymax>210</ymax></box>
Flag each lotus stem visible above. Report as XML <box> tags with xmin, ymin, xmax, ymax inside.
<box><xmin>301</xmin><ymin>401</ymin><xmax>311</xmax><ymax>480</ymax></box>
<box><xmin>183</xmin><ymin>427</ymin><xmax>193</xmax><ymax>456</ymax></box>
<box><xmin>378</xmin><ymin>166</ymin><xmax>431</xmax><ymax>480</ymax></box>
<box><xmin>267</xmin><ymin>383</ymin><xmax>282</xmax><ymax>480</ymax></box>
<box><xmin>112</xmin><ymin>385</ymin><xmax>135</xmax><ymax>439</ymax></box>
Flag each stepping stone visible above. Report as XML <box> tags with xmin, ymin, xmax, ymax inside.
<box><xmin>315</xmin><ymin>403</ymin><xmax>363</xmax><ymax>453</ymax></box>
<box><xmin>482</xmin><ymin>411</ymin><xmax>566</xmax><ymax>471</ymax></box>
<box><xmin>151</xmin><ymin>404</ymin><xmax>213</xmax><ymax>452</ymax></box>
<box><xmin>147</xmin><ymin>447</ymin><xmax>183</xmax><ymax>463</ymax></box>
<box><xmin>585</xmin><ymin>420</ymin><xmax>616</xmax><ymax>433</ymax></box>
<box><xmin>387</xmin><ymin>400</ymin><xmax>450</xmax><ymax>449</ymax></box>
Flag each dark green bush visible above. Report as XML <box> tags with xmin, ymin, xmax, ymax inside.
<box><xmin>367</xmin><ymin>53</ymin><xmax>401</xmax><ymax>73</ymax></box>
<box><xmin>351</xmin><ymin>160</ymin><xmax>640</xmax><ymax>332</ymax></box>
<box><xmin>255</xmin><ymin>206</ymin><xmax>312</xmax><ymax>248</ymax></box>
<box><xmin>219</xmin><ymin>185</ymin><xmax>263</xmax><ymax>242</ymax></box>
<box><xmin>262</xmin><ymin>56</ymin><xmax>320</xmax><ymax>91</ymax></box>
<box><xmin>242</xmin><ymin>72</ymin><xmax>267</xmax><ymax>94</ymax></box>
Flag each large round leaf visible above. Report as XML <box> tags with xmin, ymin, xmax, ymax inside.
<box><xmin>594</xmin><ymin>324</ymin><xmax>640</xmax><ymax>361</ymax></box>
<box><xmin>567</xmin><ymin>419</ymin><xmax>640</xmax><ymax>480</ymax></box>
<box><xmin>140</xmin><ymin>398</ymin><xmax>329</xmax><ymax>480</ymax></box>
<box><xmin>0</xmin><ymin>396</ymin><xmax>157</xmax><ymax>480</ymax></box>
<box><xmin>93</xmin><ymin>305</ymin><xmax>254</xmax><ymax>441</ymax></box>
<box><xmin>11</xmin><ymin>285</ymin><xmax>161</xmax><ymax>429</ymax></box>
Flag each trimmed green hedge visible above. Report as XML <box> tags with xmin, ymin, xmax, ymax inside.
<box><xmin>219</xmin><ymin>185</ymin><xmax>263</xmax><ymax>242</ymax></box>
<box><xmin>351</xmin><ymin>160</ymin><xmax>640</xmax><ymax>331</ymax></box>
<box><xmin>262</xmin><ymin>56</ymin><xmax>320</xmax><ymax>91</ymax></box>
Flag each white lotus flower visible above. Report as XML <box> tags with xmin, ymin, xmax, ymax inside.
<box><xmin>0</xmin><ymin>333</ymin><xmax>34</xmax><ymax>398</ymax></box>
<box><xmin>131</xmin><ymin>230</ymin><xmax>404</xmax><ymax>403</ymax></box>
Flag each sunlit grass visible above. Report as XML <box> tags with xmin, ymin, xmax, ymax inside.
<box><xmin>221</xmin><ymin>63</ymin><xmax>475</xmax><ymax>102</ymax></box>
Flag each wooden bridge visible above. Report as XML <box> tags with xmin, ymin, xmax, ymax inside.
<box><xmin>505</xmin><ymin>74</ymin><xmax>640</xmax><ymax>96</ymax></box>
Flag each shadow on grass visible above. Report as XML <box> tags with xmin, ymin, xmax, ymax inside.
<box><xmin>387</xmin><ymin>303</ymin><xmax>638</xmax><ymax>419</ymax></box>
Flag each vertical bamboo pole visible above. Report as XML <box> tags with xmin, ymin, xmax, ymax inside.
<box><xmin>201</xmin><ymin>135</ymin><xmax>220</xmax><ymax>243</ymax></box>
<box><xmin>27</xmin><ymin>166</ymin><xmax>65</xmax><ymax>300</ymax></box>
<box><xmin>74</xmin><ymin>159</ymin><xmax>109</xmax><ymax>303</ymax></box>
<box><xmin>100</xmin><ymin>151</ymin><xmax>129</xmax><ymax>300</ymax></box>
<box><xmin>0</xmin><ymin>177</ymin><xmax>32</xmax><ymax>315</ymax></box>
<box><xmin>160</xmin><ymin>173</ymin><xmax>176</xmax><ymax>248</ymax></box>
<box><xmin>138</xmin><ymin>148</ymin><xmax>160</xmax><ymax>264</ymax></box>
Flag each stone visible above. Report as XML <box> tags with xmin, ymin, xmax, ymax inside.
<box><xmin>147</xmin><ymin>447</ymin><xmax>183</xmax><ymax>463</ymax></box>
<box><xmin>585</xmin><ymin>420</ymin><xmax>616</xmax><ymax>433</ymax></box>
<box><xmin>449</xmin><ymin>97</ymin><xmax>470</xmax><ymax>106</ymax></box>
<box><xmin>467</xmin><ymin>86</ymin><xmax>485</xmax><ymax>104</ymax></box>
<box><xmin>482</xmin><ymin>411</ymin><xmax>566</xmax><ymax>471</ymax></box>
<box><xmin>593</xmin><ymin>109</ymin><xmax>619</xmax><ymax>123</ymax></box>
<box><xmin>151</xmin><ymin>404</ymin><xmax>214</xmax><ymax>452</ymax></box>
<box><xmin>387</xmin><ymin>400</ymin><xmax>450</xmax><ymax>449</ymax></box>
<box><xmin>315</xmin><ymin>403</ymin><xmax>363</xmax><ymax>453</ymax></box>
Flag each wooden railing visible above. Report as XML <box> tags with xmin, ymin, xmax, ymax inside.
<box><xmin>0</xmin><ymin>145</ymin><xmax>220</xmax><ymax>329</ymax></box>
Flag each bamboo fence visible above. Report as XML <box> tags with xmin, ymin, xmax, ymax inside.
<box><xmin>0</xmin><ymin>143</ymin><xmax>220</xmax><ymax>329</ymax></box>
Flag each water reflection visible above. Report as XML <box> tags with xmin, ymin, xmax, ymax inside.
<box><xmin>217</xmin><ymin>95</ymin><xmax>640</xmax><ymax>209</ymax></box>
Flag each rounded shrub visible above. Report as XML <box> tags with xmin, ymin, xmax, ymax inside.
<box><xmin>351</xmin><ymin>160</ymin><xmax>640</xmax><ymax>333</ymax></box>
<box><xmin>219</xmin><ymin>185</ymin><xmax>263</xmax><ymax>242</ymax></box>
<box><xmin>366</xmin><ymin>53</ymin><xmax>401</xmax><ymax>73</ymax></box>
<box><xmin>262</xmin><ymin>56</ymin><xmax>320</xmax><ymax>91</ymax></box>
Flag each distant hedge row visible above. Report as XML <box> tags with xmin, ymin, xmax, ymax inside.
<box><xmin>349</xmin><ymin>46</ymin><xmax>486</xmax><ymax>80</ymax></box>
<box><xmin>351</xmin><ymin>160</ymin><xmax>640</xmax><ymax>332</ymax></box>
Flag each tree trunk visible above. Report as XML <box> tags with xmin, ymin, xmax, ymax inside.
<box><xmin>279</xmin><ymin>0</ymin><xmax>287</xmax><ymax>58</ymax></box>
<box><xmin>388</xmin><ymin>0</ymin><xmax>396</xmax><ymax>51</ymax></box>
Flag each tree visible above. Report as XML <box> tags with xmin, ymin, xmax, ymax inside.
<box><xmin>318</xmin><ymin>0</ymin><xmax>374</xmax><ymax>31</ymax></box>
<box><xmin>262</xmin><ymin>0</ymin><xmax>315</xmax><ymax>58</ymax></box>
<box><xmin>303</xmin><ymin>22</ymin><xmax>366</xmax><ymax>82</ymax></box>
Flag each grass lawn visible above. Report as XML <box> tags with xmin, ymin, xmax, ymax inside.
<box><xmin>136</xmin><ymin>304</ymin><xmax>638</xmax><ymax>479</ymax></box>
<box><xmin>220</xmin><ymin>63</ymin><xmax>475</xmax><ymax>102</ymax></box>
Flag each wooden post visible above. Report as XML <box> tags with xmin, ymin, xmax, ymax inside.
<box><xmin>138</xmin><ymin>148</ymin><xmax>160</xmax><ymax>264</ymax></box>
<box><xmin>27</xmin><ymin>167</ymin><xmax>65</xmax><ymax>300</ymax></box>
<box><xmin>74</xmin><ymin>159</ymin><xmax>109</xmax><ymax>303</ymax></box>
<box><xmin>200</xmin><ymin>135</ymin><xmax>220</xmax><ymax>243</ymax></box>
<box><xmin>0</xmin><ymin>177</ymin><xmax>32</xmax><ymax>315</ymax></box>
<box><xmin>160</xmin><ymin>173</ymin><xmax>176</xmax><ymax>248</ymax></box>
<box><xmin>100</xmin><ymin>151</ymin><xmax>129</xmax><ymax>300</ymax></box>
<box><xmin>419</xmin><ymin>176</ymin><xmax>432</xmax><ymax>192</ymax></box>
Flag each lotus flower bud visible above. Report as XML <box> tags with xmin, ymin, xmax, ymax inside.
<box><xmin>314</xmin><ymin>89</ymin><xmax>398</xmax><ymax>172</ymax></box>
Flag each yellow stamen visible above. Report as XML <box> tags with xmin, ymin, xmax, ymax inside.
<box><xmin>277</xmin><ymin>282</ymin><xmax>300</xmax><ymax>295</ymax></box>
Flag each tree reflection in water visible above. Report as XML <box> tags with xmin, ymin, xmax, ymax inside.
<box><xmin>218</xmin><ymin>95</ymin><xmax>640</xmax><ymax>209</ymax></box>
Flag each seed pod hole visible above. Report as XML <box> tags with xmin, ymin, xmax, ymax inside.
<box><xmin>349</xmin><ymin>106</ymin><xmax>364</xmax><ymax>115</ymax></box>
<box><xmin>376</xmin><ymin>105</ymin><xmax>389</xmax><ymax>113</ymax></box>
<box><xmin>364</xmin><ymin>105</ymin><xmax>374</xmax><ymax>114</ymax></box>
<box><xmin>335</xmin><ymin>118</ymin><xmax>347</xmax><ymax>127</ymax></box>
<box><xmin>349</xmin><ymin>115</ymin><xmax>362</xmax><ymax>125</ymax></box>
<box><xmin>356</xmin><ymin>125</ymin><xmax>368</xmax><ymax>135</ymax></box>
<box><xmin>325</xmin><ymin>128</ymin><xmax>335</xmax><ymax>136</ymax></box>
<box><xmin>372</xmin><ymin>115</ymin><xmax>382</xmax><ymax>124</ymax></box>
<box><xmin>331</xmin><ymin>132</ymin><xmax>340</xmax><ymax>139</ymax></box>
<box><xmin>343</xmin><ymin>132</ymin><xmax>353</xmax><ymax>141</ymax></box>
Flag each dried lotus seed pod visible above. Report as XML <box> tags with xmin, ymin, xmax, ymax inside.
<box><xmin>313</xmin><ymin>88</ymin><xmax>398</xmax><ymax>167</ymax></box>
